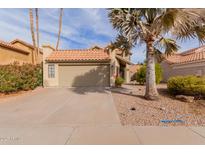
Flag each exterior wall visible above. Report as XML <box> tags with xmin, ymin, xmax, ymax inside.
<box><xmin>0</xmin><ymin>41</ymin><xmax>42</xmax><ymax>65</ymax></box>
<box><xmin>42</xmin><ymin>45</ymin><xmax>59</xmax><ymax>87</ymax></box>
<box><xmin>161</xmin><ymin>61</ymin><xmax>173</xmax><ymax>82</ymax></box>
<box><xmin>161</xmin><ymin>60</ymin><xmax>205</xmax><ymax>82</ymax></box>
<box><xmin>109</xmin><ymin>49</ymin><xmax>132</xmax><ymax>85</ymax></box>
<box><xmin>12</xmin><ymin>42</ymin><xmax>43</xmax><ymax>64</ymax></box>
<box><xmin>110</xmin><ymin>49</ymin><xmax>120</xmax><ymax>86</ymax></box>
<box><xmin>12</xmin><ymin>42</ymin><xmax>35</xmax><ymax>63</ymax></box>
<box><xmin>0</xmin><ymin>46</ymin><xmax>30</xmax><ymax>65</ymax></box>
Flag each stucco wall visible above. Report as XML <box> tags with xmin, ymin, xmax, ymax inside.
<box><xmin>0</xmin><ymin>46</ymin><xmax>31</xmax><ymax>65</ymax></box>
<box><xmin>161</xmin><ymin>61</ymin><xmax>205</xmax><ymax>82</ymax></box>
<box><xmin>161</xmin><ymin>61</ymin><xmax>173</xmax><ymax>82</ymax></box>
<box><xmin>42</xmin><ymin>45</ymin><xmax>59</xmax><ymax>87</ymax></box>
<box><xmin>109</xmin><ymin>49</ymin><xmax>120</xmax><ymax>86</ymax></box>
<box><xmin>12</xmin><ymin>42</ymin><xmax>43</xmax><ymax>64</ymax></box>
<box><xmin>0</xmin><ymin>42</ymin><xmax>42</xmax><ymax>65</ymax></box>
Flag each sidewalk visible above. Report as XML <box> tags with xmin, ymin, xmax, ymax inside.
<box><xmin>0</xmin><ymin>126</ymin><xmax>205</xmax><ymax>144</ymax></box>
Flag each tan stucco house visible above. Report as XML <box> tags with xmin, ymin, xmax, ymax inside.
<box><xmin>161</xmin><ymin>45</ymin><xmax>205</xmax><ymax>82</ymax></box>
<box><xmin>0</xmin><ymin>39</ymin><xmax>42</xmax><ymax>65</ymax></box>
<box><xmin>129</xmin><ymin>64</ymin><xmax>142</xmax><ymax>81</ymax></box>
<box><xmin>42</xmin><ymin>45</ymin><xmax>133</xmax><ymax>87</ymax></box>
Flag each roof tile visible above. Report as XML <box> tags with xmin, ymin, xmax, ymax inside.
<box><xmin>46</xmin><ymin>49</ymin><xmax>110</xmax><ymax>62</ymax></box>
<box><xmin>165</xmin><ymin>45</ymin><xmax>205</xmax><ymax>64</ymax></box>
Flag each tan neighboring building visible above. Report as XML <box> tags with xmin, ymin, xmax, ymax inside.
<box><xmin>161</xmin><ymin>45</ymin><xmax>205</xmax><ymax>82</ymax></box>
<box><xmin>0</xmin><ymin>39</ymin><xmax>42</xmax><ymax>65</ymax></box>
<box><xmin>42</xmin><ymin>45</ymin><xmax>133</xmax><ymax>87</ymax></box>
<box><xmin>129</xmin><ymin>64</ymin><xmax>142</xmax><ymax>81</ymax></box>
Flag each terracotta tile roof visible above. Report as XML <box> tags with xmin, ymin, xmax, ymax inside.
<box><xmin>165</xmin><ymin>45</ymin><xmax>205</xmax><ymax>64</ymax></box>
<box><xmin>0</xmin><ymin>39</ymin><xmax>30</xmax><ymax>54</ymax></box>
<box><xmin>46</xmin><ymin>49</ymin><xmax>110</xmax><ymax>62</ymax></box>
<box><xmin>115</xmin><ymin>55</ymin><xmax>133</xmax><ymax>65</ymax></box>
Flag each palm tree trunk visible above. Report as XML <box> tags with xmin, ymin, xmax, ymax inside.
<box><xmin>145</xmin><ymin>40</ymin><xmax>159</xmax><ymax>100</ymax></box>
<box><xmin>56</xmin><ymin>8</ymin><xmax>63</xmax><ymax>50</ymax></box>
<box><xmin>35</xmin><ymin>8</ymin><xmax>39</xmax><ymax>57</ymax></box>
<box><xmin>29</xmin><ymin>8</ymin><xmax>36</xmax><ymax>64</ymax></box>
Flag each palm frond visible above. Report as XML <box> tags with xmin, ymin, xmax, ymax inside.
<box><xmin>155</xmin><ymin>37</ymin><xmax>180</xmax><ymax>56</ymax></box>
<box><xmin>108</xmin><ymin>8</ymin><xmax>145</xmax><ymax>43</ymax></box>
<box><xmin>108</xmin><ymin>34</ymin><xmax>133</xmax><ymax>55</ymax></box>
<box><xmin>171</xmin><ymin>9</ymin><xmax>205</xmax><ymax>43</ymax></box>
<box><xmin>154</xmin><ymin>48</ymin><xmax>165</xmax><ymax>62</ymax></box>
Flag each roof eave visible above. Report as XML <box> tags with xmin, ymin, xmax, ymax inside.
<box><xmin>46</xmin><ymin>59</ymin><xmax>111</xmax><ymax>63</ymax></box>
<box><xmin>0</xmin><ymin>42</ymin><xmax>30</xmax><ymax>55</ymax></box>
<box><xmin>115</xmin><ymin>55</ymin><xmax>133</xmax><ymax>65</ymax></box>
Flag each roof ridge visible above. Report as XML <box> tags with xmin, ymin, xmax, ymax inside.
<box><xmin>55</xmin><ymin>49</ymin><xmax>105</xmax><ymax>52</ymax></box>
<box><xmin>10</xmin><ymin>38</ymin><xmax>34</xmax><ymax>48</ymax></box>
<box><xmin>0</xmin><ymin>39</ymin><xmax>30</xmax><ymax>54</ymax></box>
<box><xmin>180</xmin><ymin>45</ymin><xmax>205</xmax><ymax>55</ymax></box>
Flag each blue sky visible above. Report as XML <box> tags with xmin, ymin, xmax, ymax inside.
<box><xmin>0</xmin><ymin>8</ymin><xmax>202</xmax><ymax>64</ymax></box>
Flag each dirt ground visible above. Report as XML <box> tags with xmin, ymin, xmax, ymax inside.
<box><xmin>112</xmin><ymin>84</ymin><xmax>205</xmax><ymax>126</ymax></box>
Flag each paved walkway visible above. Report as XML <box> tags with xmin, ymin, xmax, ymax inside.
<box><xmin>0</xmin><ymin>126</ymin><xmax>205</xmax><ymax>144</ymax></box>
<box><xmin>0</xmin><ymin>88</ymin><xmax>205</xmax><ymax>144</ymax></box>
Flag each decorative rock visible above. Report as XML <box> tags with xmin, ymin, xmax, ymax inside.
<box><xmin>159</xmin><ymin>107</ymin><xmax>166</xmax><ymax>111</ymax></box>
<box><xmin>175</xmin><ymin>95</ymin><xmax>194</xmax><ymax>103</ymax></box>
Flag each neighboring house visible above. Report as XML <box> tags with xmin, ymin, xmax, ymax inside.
<box><xmin>42</xmin><ymin>45</ymin><xmax>133</xmax><ymax>87</ymax></box>
<box><xmin>0</xmin><ymin>39</ymin><xmax>42</xmax><ymax>65</ymax></box>
<box><xmin>129</xmin><ymin>64</ymin><xmax>142</xmax><ymax>81</ymax></box>
<box><xmin>161</xmin><ymin>45</ymin><xmax>205</xmax><ymax>82</ymax></box>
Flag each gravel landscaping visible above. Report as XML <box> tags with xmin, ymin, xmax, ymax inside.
<box><xmin>111</xmin><ymin>84</ymin><xmax>205</xmax><ymax>126</ymax></box>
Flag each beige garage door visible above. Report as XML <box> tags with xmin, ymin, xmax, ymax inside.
<box><xmin>58</xmin><ymin>64</ymin><xmax>110</xmax><ymax>87</ymax></box>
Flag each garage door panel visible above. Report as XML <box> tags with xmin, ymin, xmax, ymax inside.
<box><xmin>59</xmin><ymin>65</ymin><xmax>110</xmax><ymax>87</ymax></box>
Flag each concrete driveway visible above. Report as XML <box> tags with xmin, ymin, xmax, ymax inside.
<box><xmin>0</xmin><ymin>87</ymin><xmax>205</xmax><ymax>144</ymax></box>
<box><xmin>0</xmin><ymin>87</ymin><xmax>120</xmax><ymax>127</ymax></box>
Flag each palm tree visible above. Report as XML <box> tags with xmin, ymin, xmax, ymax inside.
<box><xmin>29</xmin><ymin>8</ymin><xmax>36</xmax><ymax>64</ymax></box>
<box><xmin>35</xmin><ymin>8</ymin><xmax>39</xmax><ymax>57</ymax></box>
<box><xmin>108</xmin><ymin>34</ymin><xmax>133</xmax><ymax>55</ymax></box>
<box><xmin>108</xmin><ymin>8</ymin><xmax>205</xmax><ymax>100</ymax></box>
<box><xmin>56</xmin><ymin>8</ymin><xmax>63</xmax><ymax>50</ymax></box>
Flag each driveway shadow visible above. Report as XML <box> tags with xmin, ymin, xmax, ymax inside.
<box><xmin>111</xmin><ymin>86</ymin><xmax>145</xmax><ymax>99</ymax></box>
<box><xmin>66</xmin><ymin>65</ymin><xmax>110</xmax><ymax>95</ymax></box>
<box><xmin>69</xmin><ymin>87</ymin><xmax>110</xmax><ymax>95</ymax></box>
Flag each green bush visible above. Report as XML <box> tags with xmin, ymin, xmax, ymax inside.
<box><xmin>155</xmin><ymin>63</ymin><xmax>163</xmax><ymax>84</ymax></box>
<box><xmin>115</xmin><ymin>77</ymin><xmax>124</xmax><ymax>87</ymax></box>
<box><xmin>167</xmin><ymin>76</ymin><xmax>205</xmax><ymax>96</ymax></box>
<box><xmin>136</xmin><ymin>63</ymin><xmax>163</xmax><ymax>85</ymax></box>
<box><xmin>0</xmin><ymin>63</ymin><xmax>42</xmax><ymax>93</ymax></box>
<box><xmin>136</xmin><ymin>65</ymin><xmax>146</xmax><ymax>84</ymax></box>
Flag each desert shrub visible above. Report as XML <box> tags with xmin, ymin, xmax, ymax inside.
<box><xmin>136</xmin><ymin>65</ymin><xmax>146</xmax><ymax>84</ymax></box>
<box><xmin>136</xmin><ymin>63</ymin><xmax>163</xmax><ymax>85</ymax></box>
<box><xmin>115</xmin><ymin>77</ymin><xmax>124</xmax><ymax>87</ymax></box>
<box><xmin>0</xmin><ymin>63</ymin><xmax>42</xmax><ymax>93</ymax></box>
<box><xmin>167</xmin><ymin>76</ymin><xmax>205</xmax><ymax>97</ymax></box>
<box><xmin>155</xmin><ymin>63</ymin><xmax>163</xmax><ymax>84</ymax></box>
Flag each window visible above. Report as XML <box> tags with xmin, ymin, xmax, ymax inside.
<box><xmin>48</xmin><ymin>64</ymin><xmax>55</xmax><ymax>78</ymax></box>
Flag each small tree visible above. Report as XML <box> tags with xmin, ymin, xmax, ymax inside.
<box><xmin>136</xmin><ymin>63</ymin><xmax>163</xmax><ymax>85</ymax></box>
<box><xmin>155</xmin><ymin>63</ymin><xmax>163</xmax><ymax>84</ymax></box>
<box><xmin>136</xmin><ymin>65</ymin><xmax>146</xmax><ymax>85</ymax></box>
